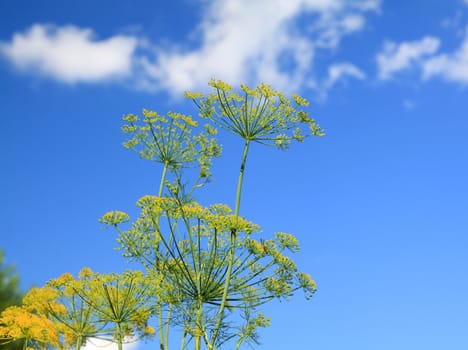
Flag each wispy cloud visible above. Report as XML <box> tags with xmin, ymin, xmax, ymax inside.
<box><xmin>376</xmin><ymin>37</ymin><xmax>440</xmax><ymax>80</ymax></box>
<box><xmin>0</xmin><ymin>24</ymin><xmax>138</xmax><ymax>84</ymax></box>
<box><xmin>139</xmin><ymin>0</ymin><xmax>379</xmax><ymax>95</ymax></box>
<box><xmin>375</xmin><ymin>24</ymin><xmax>468</xmax><ymax>86</ymax></box>
<box><xmin>0</xmin><ymin>0</ymin><xmax>379</xmax><ymax>96</ymax></box>
<box><xmin>324</xmin><ymin>62</ymin><xmax>366</xmax><ymax>90</ymax></box>
<box><xmin>422</xmin><ymin>26</ymin><xmax>468</xmax><ymax>84</ymax></box>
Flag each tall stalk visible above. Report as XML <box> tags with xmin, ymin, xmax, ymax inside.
<box><xmin>210</xmin><ymin>140</ymin><xmax>250</xmax><ymax>348</ymax></box>
<box><xmin>179</xmin><ymin>330</ymin><xmax>187</xmax><ymax>350</ymax></box>
<box><xmin>234</xmin><ymin>141</ymin><xmax>250</xmax><ymax>217</ymax></box>
<box><xmin>195</xmin><ymin>299</ymin><xmax>203</xmax><ymax>350</ymax></box>
<box><xmin>75</xmin><ymin>336</ymin><xmax>83</xmax><ymax>350</ymax></box>
<box><xmin>164</xmin><ymin>305</ymin><xmax>172</xmax><ymax>349</ymax></box>
<box><xmin>157</xmin><ymin>162</ymin><xmax>169</xmax><ymax>350</ymax></box>
<box><xmin>116</xmin><ymin>323</ymin><xmax>123</xmax><ymax>350</ymax></box>
<box><xmin>158</xmin><ymin>162</ymin><xmax>168</xmax><ymax>198</ymax></box>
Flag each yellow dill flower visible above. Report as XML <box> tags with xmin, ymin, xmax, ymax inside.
<box><xmin>121</xmin><ymin>107</ymin><xmax>220</xmax><ymax>176</ymax></box>
<box><xmin>274</xmin><ymin>232</ymin><xmax>300</xmax><ymax>252</ymax></box>
<box><xmin>209</xmin><ymin>203</ymin><xmax>231</xmax><ymax>215</ymax></box>
<box><xmin>56</xmin><ymin>272</ymin><xmax>73</xmax><ymax>285</ymax></box>
<box><xmin>78</xmin><ymin>267</ymin><xmax>94</xmax><ymax>278</ymax></box>
<box><xmin>180</xmin><ymin>114</ymin><xmax>198</xmax><ymax>127</ymax></box>
<box><xmin>100</xmin><ymin>211</ymin><xmax>130</xmax><ymax>226</ymax></box>
<box><xmin>22</xmin><ymin>287</ymin><xmax>64</xmax><ymax>316</ymax></box>
<box><xmin>186</xmin><ymin>79</ymin><xmax>324</xmax><ymax>148</ymax></box>
<box><xmin>183</xmin><ymin>91</ymin><xmax>203</xmax><ymax>99</ymax></box>
<box><xmin>204</xmin><ymin>123</ymin><xmax>218</xmax><ymax>135</ymax></box>
<box><xmin>136</xmin><ymin>195</ymin><xmax>159</xmax><ymax>208</ymax></box>
<box><xmin>206</xmin><ymin>214</ymin><xmax>259</xmax><ymax>234</ymax></box>
<box><xmin>144</xmin><ymin>325</ymin><xmax>156</xmax><ymax>336</ymax></box>
<box><xmin>181</xmin><ymin>203</ymin><xmax>207</xmax><ymax>219</ymax></box>
<box><xmin>122</xmin><ymin>113</ymin><xmax>139</xmax><ymax>123</ymax></box>
<box><xmin>292</xmin><ymin>93</ymin><xmax>310</xmax><ymax>106</ymax></box>
<box><xmin>0</xmin><ymin>306</ymin><xmax>60</xmax><ymax>347</ymax></box>
<box><xmin>255</xmin><ymin>312</ymin><xmax>271</xmax><ymax>327</ymax></box>
<box><xmin>150</xmin><ymin>197</ymin><xmax>179</xmax><ymax>215</ymax></box>
<box><xmin>208</xmin><ymin>78</ymin><xmax>232</xmax><ymax>91</ymax></box>
<box><xmin>245</xmin><ymin>239</ymin><xmax>265</xmax><ymax>256</ymax></box>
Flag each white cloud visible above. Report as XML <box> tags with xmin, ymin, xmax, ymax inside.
<box><xmin>325</xmin><ymin>62</ymin><xmax>366</xmax><ymax>89</ymax></box>
<box><xmin>422</xmin><ymin>26</ymin><xmax>468</xmax><ymax>84</ymax></box>
<box><xmin>137</xmin><ymin>0</ymin><xmax>379</xmax><ymax>95</ymax></box>
<box><xmin>0</xmin><ymin>24</ymin><xmax>138</xmax><ymax>84</ymax></box>
<box><xmin>82</xmin><ymin>338</ymin><xmax>138</xmax><ymax>350</ymax></box>
<box><xmin>376</xmin><ymin>36</ymin><xmax>440</xmax><ymax>80</ymax></box>
<box><xmin>0</xmin><ymin>0</ymin><xmax>380</xmax><ymax>95</ymax></box>
<box><xmin>341</xmin><ymin>14</ymin><xmax>366</xmax><ymax>32</ymax></box>
<box><xmin>355</xmin><ymin>0</ymin><xmax>381</xmax><ymax>11</ymax></box>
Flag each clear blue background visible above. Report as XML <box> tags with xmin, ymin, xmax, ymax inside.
<box><xmin>1</xmin><ymin>1</ymin><xmax>467</xmax><ymax>349</ymax></box>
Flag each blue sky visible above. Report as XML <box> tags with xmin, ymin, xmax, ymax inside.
<box><xmin>1</xmin><ymin>0</ymin><xmax>468</xmax><ymax>349</ymax></box>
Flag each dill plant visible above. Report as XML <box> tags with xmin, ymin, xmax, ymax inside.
<box><xmin>0</xmin><ymin>80</ymin><xmax>323</xmax><ymax>350</ymax></box>
<box><xmin>105</xmin><ymin>79</ymin><xmax>323</xmax><ymax>349</ymax></box>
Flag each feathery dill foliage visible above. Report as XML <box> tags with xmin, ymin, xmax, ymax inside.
<box><xmin>0</xmin><ymin>80</ymin><xmax>323</xmax><ymax>350</ymax></box>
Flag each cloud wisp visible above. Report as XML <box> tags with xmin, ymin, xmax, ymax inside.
<box><xmin>375</xmin><ymin>23</ymin><xmax>468</xmax><ymax>86</ymax></box>
<box><xmin>139</xmin><ymin>0</ymin><xmax>379</xmax><ymax>95</ymax></box>
<box><xmin>324</xmin><ymin>62</ymin><xmax>366</xmax><ymax>90</ymax></box>
<box><xmin>376</xmin><ymin>37</ymin><xmax>440</xmax><ymax>80</ymax></box>
<box><xmin>0</xmin><ymin>24</ymin><xmax>138</xmax><ymax>84</ymax></box>
<box><xmin>3</xmin><ymin>1</ymin><xmax>468</xmax><ymax>95</ymax></box>
<box><xmin>0</xmin><ymin>0</ymin><xmax>379</xmax><ymax>96</ymax></box>
<box><xmin>422</xmin><ymin>26</ymin><xmax>468</xmax><ymax>84</ymax></box>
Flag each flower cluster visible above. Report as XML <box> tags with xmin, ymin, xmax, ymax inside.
<box><xmin>100</xmin><ymin>211</ymin><xmax>130</xmax><ymax>226</ymax></box>
<box><xmin>0</xmin><ymin>268</ymin><xmax>154</xmax><ymax>350</ymax></box>
<box><xmin>122</xmin><ymin>109</ymin><xmax>221</xmax><ymax>178</ymax></box>
<box><xmin>0</xmin><ymin>306</ymin><xmax>60</xmax><ymax>348</ymax></box>
<box><xmin>185</xmin><ymin>79</ymin><xmax>324</xmax><ymax>148</ymax></box>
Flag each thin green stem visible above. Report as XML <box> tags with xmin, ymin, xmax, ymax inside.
<box><xmin>179</xmin><ymin>331</ymin><xmax>187</xmax><ymax>350</ymax></box>
<box><xmin>179</xmin><ymin>204</ymin><xmax>200</xmax><ymax>293</ymax></box>
<box><xmin>203</xmin><ymin>331</ymin><xmax>212</xmax><ymax>350</ymax></box>
<box><xmin>201</xmin><ymin>229</ymin><xmax>219</xmax><ymax>294</ymax></box>
<box><xmin>116</xmin><ymin>323</ymin><xmax>123</xmax><ymax>350</ymax></box>
<box><xmin>210</xmin><ymin>140</ymin><xmax>251</xmax><ymax>348</ymax></box>
<box><xmin>158</xmin><ymin>306</ymin><xmax>164</xmax><ymax>350</ymax></box>
<box><xmin>159</xmin><ymin>162</ymin><xmax>169</xmax><ymax>197</ymax></box>
<box><xmin>75</xmin><ymin>336</ymin><xmax>83</xmax><ymax>350</ymax></box>
<box><xmin>164</xmin><ymin>305</ymin><xmax>172</xmax><ymax>350</ymax></box>
<box><xmin>162</xmin><ymin>215</ymin><xmax>196</xmax><ymax>289</ymax></box>
<box><xmin>234</xmin><ymin>140</ymin><xmax>250</xmax><ymax>216</ymax></box>
<box><xmin>195</xmin><ymin>299</ymin><xmax>204</xmax><ymax>350</ymax></box>
<box><xmin>157</xmin><ymin>161</ymin><xmax>168</xmax><ymax>350</ymax></box>
<box><xmin>180</xmin><ymin>331</ymin><xmax>187</xmax><ymax>350</ymax></box>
